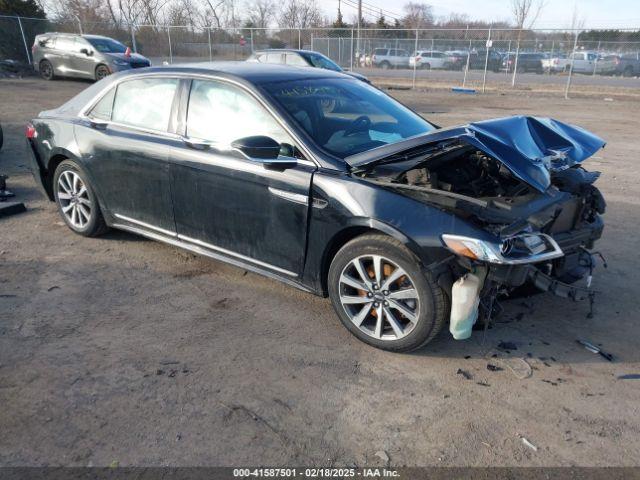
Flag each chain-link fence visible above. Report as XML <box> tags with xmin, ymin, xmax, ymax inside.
<box><xmin>1</xmin><ymin>15</ymin><xmax>639</xmax><ymax>97</ymax></box>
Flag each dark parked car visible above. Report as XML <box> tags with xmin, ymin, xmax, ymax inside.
<box><xmin>444</xmin><ymin>51</ymin><xmax>468</xmax><ymax>70</ymax></box>
<box><xmin>247</xmin><ymin>49</ymin><xmax>369</xmax><ymax>83</ymax></box>
<box><xmin>32</xmin><ymin>33</ymin><xmax>151</xmax><ymax>81</ymax></box>
<box><xmin>502</xmin><ymin>52</ymin><xmax>544</xmax><ymax>73</ymax></box>
<box><xmin>26</xmin><ymin>63</ymin><xmax>606</xmax><ymax>352</ymax></box>
<box><xmin>468</xmin><ymin>49</ymin><xmax>503</xmax><ymax>72</ymax></box>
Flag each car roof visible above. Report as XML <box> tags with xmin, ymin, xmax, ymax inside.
<box><xmin>126</xmin><ymin>61</ymin><xmax>352</xmax><ymax>84</ymax></box>
<box><xmin>252</xmin><ymin>49</ymin><xmax>319</xmax><ymax>55</ymax></box>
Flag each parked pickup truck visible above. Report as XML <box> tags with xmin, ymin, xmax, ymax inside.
<box><xmin>569</xmin><ymin>51</ymin><xmax>617</xmax><ymax>74</ymax></box>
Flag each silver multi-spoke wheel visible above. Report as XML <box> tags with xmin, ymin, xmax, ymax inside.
<box><xmin>339</xmin><ymin>254</ymin><xmax>420</xmax><ymax>341</ymax></box>
<box><xmin>57</xmin><ymin>170</ymin><xmax>92</xmax><ymax>229</ymax></box>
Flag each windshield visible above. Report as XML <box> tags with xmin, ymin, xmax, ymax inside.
<box><xmin>263</xmin><ymin>78</ymin><xmax>436</xmax><ymax>158</ymax></box>
<box><xmin>86</xmin><ymin>37</ymin><xmax>127</xmax><ymax>53</ymax></box>
<box><xmin>302</xmin><ymin>52</ymin><xmax>342</xmax><ymax>71</ymax></box>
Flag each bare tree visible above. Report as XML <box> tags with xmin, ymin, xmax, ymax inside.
<box><xmin>244</xmin><ymin>0</ymin><xmax>275</xmax><ymax>28</ymax></box>
<box><xmin>278</xmin><ymin>0</ymin><xmax>322</xmax><ymax>28</ymax></box>
<box><xmin>510</xmin><ymin>0</ymin><xmax>545</xmax><ymax>29</ymax></box>
<box><xmin>401</xmin><ymin>2</ymin><xmax>433</xmax><ymax>30</ymax></box>
<box><xmin>568</xmin><ymin>1</ymin><xmax>585</xmax><ymax>31</ymax></box>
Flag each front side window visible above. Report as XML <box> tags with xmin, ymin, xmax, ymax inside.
<box><xmin>264</xmin><ymin>78</ymin><xmax>436</xmax><ymax>158</ymax></box>
<box><xmin>112</xmin><ymin>78</ymin><xmax>179</xmax><ymax>132</ymax></box>
<box><xmin>86</xmin><ymin>37</ymin><xmax>127</xmax><ymax>54</ymax></box>
<box><xmin>303</xmin><ymin>52</ymin><xmax>341</xmax><ymax>71</ymax></box>
<box><xmin>186</xmin><ymin>79</ymin><xmax>294</xmax><ymax>148</ymax></box>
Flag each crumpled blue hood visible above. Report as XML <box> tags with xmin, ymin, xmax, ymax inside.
<box><xmin>464</xmin><ymin>116</ymin><xmax>606</xmax><ymax>192</ymax></box>
<box><xmin>348</xmin><ymin>115</ymin><xmax>606</xmax><ymax>193</ymax></box>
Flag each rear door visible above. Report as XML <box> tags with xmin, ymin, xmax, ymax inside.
<box><xmin>76</xmin><ymin>76</ymin><xmax>180</xmax><ymax>233</ymax></box>
<box><xmin>168</xmin><ymin>78</ymin><xmax>316</xmax><ymax>276</ymax></box>
<box><xmin>49</xmin><ymin>36</ymin><xmax>76</xmax><ymax>76</ymax></box>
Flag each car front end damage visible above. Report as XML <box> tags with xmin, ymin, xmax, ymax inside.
<box><xmin>351</xmin><ymin>115</ymin><xmax>607</xmax><ymax>339</ymax></box>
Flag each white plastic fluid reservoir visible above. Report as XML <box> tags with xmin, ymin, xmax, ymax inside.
<box><xmin>449</xmin><ymin>272</ymin><xmax>485</xmax><ymax>340</ymax></box>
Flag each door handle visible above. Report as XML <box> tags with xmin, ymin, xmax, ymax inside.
<box><xmin>182</xmin><ymin>137</ymin><xmax>216</xmax><ymax>150</ymax></box>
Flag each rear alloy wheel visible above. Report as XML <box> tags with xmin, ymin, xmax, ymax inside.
<box><xmin>328</xmin><ymin>234</ymin><xmax>448</xmax><ymax>352</ymax></box>
<box><xmin>54</xmin><ymin>160</ymin><xmax>108</xmax><ymax>237</ymax></box>
<box><xmin>380</xmin><ymin>61</ymin><xmax>390</xmax><ymax>70</ymax></box>
<box><xmin>39</xmin><ymin>60</ymin><xmax>54</xmax><ymax>80</ymax></box>
<box><xmin>421</xmin><ymin>62</ymin><xmax>431</xmax><ymax>70</ymax></box>
<box><xmin>95</xmin><ymin>64</ymin><xmax>110</xmax><ymax>81</ymax></box>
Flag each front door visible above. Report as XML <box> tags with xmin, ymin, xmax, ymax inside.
<box><xmin>169</xmin><ymin>78</ymin><xmax>315</xmax><ymax>276</ymax></box>
<box><xmin>76</xmin><ymin>77</ymin><xmax>180</xmax><ymax>233</ymax></box>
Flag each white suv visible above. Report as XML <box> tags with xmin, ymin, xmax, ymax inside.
<box><xmin>371</xmin><ymin>48</ymin><xmax>410</xmax><ymax>69</ymax></box>
<box><xmin>409</xmin><ymin>50</ymin><xmax>447</xmax><ymax>69</ymax></box>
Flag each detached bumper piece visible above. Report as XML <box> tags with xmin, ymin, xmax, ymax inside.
<box><xmin>527</xmin><ymin>266</ymin><xmax>592</xmax><ymax>301</ymax></box>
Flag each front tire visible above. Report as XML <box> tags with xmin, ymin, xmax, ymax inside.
<box><xmin>53</xmin><ymin>160</ymin><xmax>108</xmax><ymax>237</ymax></box>
<box><xmin>95</xmin><ymin>64</ymin><xmax>110</xmax><ymax>81</ymax></box>
<box><xmin>328</xmin><ymin>234</ymin><xmax>448</xmax><ymax>352</ymax></box>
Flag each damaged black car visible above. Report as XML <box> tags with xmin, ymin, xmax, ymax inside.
<box><xmin>26</xmin><ymin>63</ymin><xmax>606</xmax><ymax>352</ymax></box>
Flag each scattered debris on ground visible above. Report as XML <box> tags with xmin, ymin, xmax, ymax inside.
<box><xmin>521</xmin><ymin>437</ymin><xmax>538</xmax><ymax>452</ymax></box>
<box><xmin>578</xmin><ymin>340</ymin><xmax>614</xmax><ymax>362</ymax></box>
<box><xmin>456</xmin><ymin>368</ymin><xmax>473</xmax><ymax>380</ymax></box>
<box><xmin>487</xmin><ymin>364</ymin><xmax>503</xmax><ymax>372</ymax></box>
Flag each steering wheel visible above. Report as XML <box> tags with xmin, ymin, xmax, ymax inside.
<box><xmin>343</xmin><ymin>115</ymin><xmax>371</xmax><ymax>137</ymax></box>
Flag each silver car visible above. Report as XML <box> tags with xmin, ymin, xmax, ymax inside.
<box><xmin>32</xmin><ymin>33</ymin><xmax>151</xmax><ymax>81</ymax></box>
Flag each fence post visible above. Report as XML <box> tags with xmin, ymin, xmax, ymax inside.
<box><xmin>207</xmin><ymin>27</ymin><xmax>212</xmax><ymax>61</ymax></box>
<box><xmin>565</xmin><ymin>30</ymin><xmax>580</xmax><ymax>99</ymax></box>
<box><xmin>412</xmin><ymin>29</ymin><xmax>418</xmax><ymax>89</ymax></box>
<box><xmin>511</xmin><ymin>35</ymin><xmax>521</xmax><ymax>87</ymax></box>
<box><xmin>167</xmin><ymin>26</ymin><xmax>173</xmax><ymax>63</ymax></box>
<box><xmin>250</xmin><ymin>28</ymin><xmax>254</xmax><ymax>53</ymax></box>
<box><xmin>548</xmin><ymin>40</ymin><xmax>554</xmax><ymax>75</ymax></box>
<box><xmin>592</xmin><ymin>40</ymin><xmax>601</xmax><ymax>76</ymax></box>
<box><xmin>75</xmin><ymin>15</ymin><xmax>83</xmax><ymax>34</ymax></box>
<box><xmin>482</xmin><ymin>27</ymin><xmax>492</xmax><ymax>93</ymax></box>
<box><xmin>462</xmin><ymin>39</ymin><xmax>471</xmax><ymax>87</ymax></box>
<box><xmin>298</xmin><ymin>29</ymin><xmax>301</xmax><ymax>49</ymax></box>
<box><xmin>16</xmin><ymin>16</ymin><xmax>31</xmax><ymax>64</ymax></box>
<box><xmin>350</xmin><ymin>29</ymin><xmax>354</xmax><ymax>70</ymax></box>
<box><xmin>130</xmin><ymin>23</ymin><xmax>138</xmax><ymax>53</ymax></box>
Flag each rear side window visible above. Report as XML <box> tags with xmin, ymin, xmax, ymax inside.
<box><xmin>266</xmin><ymin>52</ymin><xmax>283</xmax><ymax>63</ymax></box>
<box><xmin>88</xmin><ymin>88</ymin><xmax>115</xmax><ymax>120</ymax></box>
<box><xmin>374</xmin><ymin>49</ymin><xmax>387</xmax><ymax>55</ymax></box>
<box><xmin>55</xmin><ymin>37</ymin><xmax>77</xmax><ymax>52</ymax></box>
<box><xmin>186</xmin><ymin>79</ymin><xmax>293</xmax><ymax>147</ymax></box>
<box><xmin>38</xmin><ymin>37</ymin><xmax>55</xmax><ymax>48</ymax></box>
<box><xmin>285</xmin><ymin>53</ymin><xmax>308</xmax><ymax>66</ymax></box>
<box><xmin>112</xmin><ymin>78</ymin><xmax>179</xmax><ymax>132</ymax></box>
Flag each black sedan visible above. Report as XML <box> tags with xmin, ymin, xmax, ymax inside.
<box><xmin>27</xmin><ymin>63</ymin><xmax>606</xmax><ymax>352</ymax></box>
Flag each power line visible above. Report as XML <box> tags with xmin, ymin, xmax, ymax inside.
<box><xmin>341</xmin><ymin>0</ymin><xmax>401</xmax><ymax>21</ymax></box>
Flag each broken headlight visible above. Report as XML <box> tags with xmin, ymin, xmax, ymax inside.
<box><xmin>441</xmin><ymin>233</ymin><xmax>564</xmax><ymax>265</ymax></box>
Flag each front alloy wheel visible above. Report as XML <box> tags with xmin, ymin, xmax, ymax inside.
<box><xmin>328</xmin><ymin>234</ymin><xmax>448</xmax><ymax>352</ymax></box>
<box><xmin>339</xmin><ymin>255</ymin><xmax>419</xmax><ymax>340</ymax></box>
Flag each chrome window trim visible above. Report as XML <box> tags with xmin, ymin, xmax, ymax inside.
<box><xmin>113</xmin><ymin>213</ymin><xmax>177</xmax><ymax>237</ymax></box>
<box><xmin>77</xmin><ymin>71</ymin><xmax>320</xmax><ymax>168</ymax></box>
<box><xmin>113</xmin><ymin>213</ymin><xmax>297</xmax><ymax>277</ymax></box>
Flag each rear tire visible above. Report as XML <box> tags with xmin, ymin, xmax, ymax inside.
<box><xmin>328</xmin><ymin>234</ymin><xmax>448</xmax><ymax>352</ymax></box>
<box><xmin>380</xmin><ymin>61</ymin><xmax>390</xmax><ymax>70</ymax></box>
<box><xmin>39</xmin><ymin>59</ymin><xmax>54</xmax><ymax>80</ymax></box>
<box><xmin>53</xmin><ymin>160</ymin><xmax>108</xmax><ymax>237</ymax></box>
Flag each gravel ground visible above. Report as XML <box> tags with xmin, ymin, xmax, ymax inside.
<box><xmin>1</xmin><ymin>78</ymin><xmax>639</xmax><ymax>467</ymax></box>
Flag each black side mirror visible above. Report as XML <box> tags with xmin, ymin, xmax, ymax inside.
<box><xmin>80</xmin><ymin>48</ymin><xmax>92</xmax><ymax>56</ymax></box>
<box><xmin>231</xmin><ymin>135</ymin><xmax>281</xmax><ymax>160</ymax></box>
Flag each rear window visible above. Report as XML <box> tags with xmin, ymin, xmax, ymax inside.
<box><xmin>88</xmin><ymin>88</ymin><xmax>115</xmax><ymax>121</ymax></box>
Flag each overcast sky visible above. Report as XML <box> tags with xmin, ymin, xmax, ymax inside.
<box><xmin>320</xmin><ymin>0</ymin><xmax>640</xmax><ymax>29</ymax></box>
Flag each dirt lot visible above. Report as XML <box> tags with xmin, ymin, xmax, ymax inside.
<box><xmin>1</xmin><ymin>78</ymin><xmax>639</xmax><ymax>467</ymax></box>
